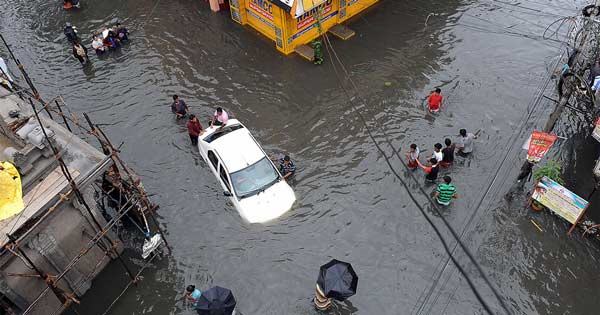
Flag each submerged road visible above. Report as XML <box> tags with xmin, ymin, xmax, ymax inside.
<box><xmin>2</xmin><ymin>0</ymin><xmax>600</xmax><ymax>314</ymax></box>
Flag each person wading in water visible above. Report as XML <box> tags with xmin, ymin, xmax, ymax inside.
<box><xmin>186</xmin><ymin>114</ymin><xmax>204</xmax><ymax>145</ymax></box>
<box><xmin>416</xmin><ymin>157</ymin><xmax>440</xmax><ymax>183</ymax></box>
<box><xmin>64</xmin><ymin>22</ymin><xmax>78</xmax><ymax>43</ymax></box>
<box><xmin>405</xmin><ymin>143</ymin><xmax>420</xmax><ymax>169</ymax></box>
<box><xmin>427</xmin><ymin>88</ymin><xmax>443</xmax><ymax>113</ymax></box>
<box><xmin>72</xmin><ymin>40</ymin><xmax>89</xmax><ymax>65</ymax></box>
<box><xmin>171</xmin><ymin>95</ymin><xmax>189</xmax><ymax>119</ymax></box>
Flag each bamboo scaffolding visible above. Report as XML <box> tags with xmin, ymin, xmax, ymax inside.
<box><xmin>0</xmin><ymin>89</ymin><xmax>168</xmax><ymax>315</ymax></box>
<box><xmin>0</xmin><ymin>33</ymin><xmax>170</xmax><ymax>315</ymax></box>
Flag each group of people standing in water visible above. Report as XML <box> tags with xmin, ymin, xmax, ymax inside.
<box><xmin>405</xmin><ymin>90</ymin><xmax>479</xmax><ymax>206</ymax></box>
<box><xmin>171</xmin><ymin>95</ymin><xmax>297</xmax><ymax>181</ymax></box>
<box><xmin>64</xmin><ymin>22</ymin><xmax>129</xmax><ymax>65</ymax></box>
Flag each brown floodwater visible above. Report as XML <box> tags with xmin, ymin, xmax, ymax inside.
<box><xmin>1</xmin><ymin>0</ymin><xmax>599</xmax><ymax>314</ymax></box>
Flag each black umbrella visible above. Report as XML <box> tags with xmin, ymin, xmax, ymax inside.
<box><xmin>195</xmin><ymin>286</ymin><xmax>236</xmax><ymax>315</ymax></box>
<box><xmin>317</xmin><ymin>259</ymin><xmax>358</xmax><ymax>301</ymax></box>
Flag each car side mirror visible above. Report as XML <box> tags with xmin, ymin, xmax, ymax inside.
<box><xmin>223</xmin><ymin>191</ymin><xmax>233</xmax><ymax>197</ymax></box>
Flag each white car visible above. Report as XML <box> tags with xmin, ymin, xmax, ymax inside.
<box><xmin>198</xmin><ymin>119</ymin><xmax>296</xmax><ymax>223</ymax></box>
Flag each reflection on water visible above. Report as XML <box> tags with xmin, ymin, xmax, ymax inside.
<box><xmin>1</xmin><ymin>0</ymin><xmax>598</xmax><ymax>314</ymax></box>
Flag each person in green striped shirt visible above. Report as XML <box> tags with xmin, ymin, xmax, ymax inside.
<box><xmin>434</xmin><ymin>176</ymin><xmax>458</xmax><ymax>206</ymax></box>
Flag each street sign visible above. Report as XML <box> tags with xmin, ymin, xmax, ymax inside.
<box><xmin>526</xmin><ymin>131</ymin><xmax>557</xmax><ymax>163</ymax></box>
<box><xmin>532</xmin><ymin>176</ymin><xmax>589</xmax><ymax>234</ymax></box>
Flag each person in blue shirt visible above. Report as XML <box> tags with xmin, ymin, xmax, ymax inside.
<box><xmin>279</xmin><ymin>155</ymin><xmax>296</xmax><ymax>180</ymax></box>
<box><xmin>171</xmin><ymin>95</ymin><xmax>189</xmax><ymax>119</ymax></box>
<box><xmin>115</xmin><ymin>23</ymin><xmax>129</xmax><ymax>42</ymax></box>
<box><xmin>184</xmin><ymin>285</ymin><xmax>202</xmax><ymax>307</ymax></box>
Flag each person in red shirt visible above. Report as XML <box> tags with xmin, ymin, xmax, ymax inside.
<box><xmin>428</xmin><ymin>88</ymin><xmax>443</xmax><ymax>113</ymax></box>
<box><xmin>416</xmin><ymin>157</ymin><xmax>440</xmax><ymax>183</ymax></box>
<box><xmin>186</xmin><ymin>114</ymin><xmax>204</xmax><ymax>145</ymax></box>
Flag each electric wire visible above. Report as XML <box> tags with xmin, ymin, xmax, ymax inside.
<box><xmin>309</xmin><ymin>1</ymin><xmax>581</xmax><ymax>312</ymax></box>
<box><xmin>320</xmin><ymin>32</ymin><xmax>510</xmax><ymax>314</ymax></box>
<box><xmin>543</xmin><ymin>16</ymin><xmax>580</xmax><ymax>41</ymax></box>
<box><xmin>435</xmin><ymin>50</ymin><xmax>566</xmax><ymax>315</ymax></box>
<box><xmin>456</xmin><ymin>20</ymin><xmax>566</xmax><ymax>46</ymax></box>
<box><xmin>418</xmin><ymin>52</ymin><xmax>561</xmax><ymax>315</ymax></box>
<box><xmin>489</xmin><ymin>0</ymin><xmax>571</xmax><ymax>17</ymax></box>
<box><xmin>415</xmin><ymin>9</ymin><xmax>594</xmax><ymax>314</ymax></box>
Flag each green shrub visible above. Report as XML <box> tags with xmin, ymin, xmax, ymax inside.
<box><xmin>533</xmin><ymin>160</ymin><xmax>564</xmax><ymax>185</ymax></box>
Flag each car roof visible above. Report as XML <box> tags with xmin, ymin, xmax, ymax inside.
<box><xmin>210</xmin><ymin>121</ymin><xmax>265</xmax><ymax>173</ymax></box>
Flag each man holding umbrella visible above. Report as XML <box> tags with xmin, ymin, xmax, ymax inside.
<box><xmin>195</xmin><ymin>286</ymin><xmax>236</xmax><ymax>315</ymax></box>
<box><xmin>314</xmin><ymin>259</ymin><xmax>358</xmax><ymax>310</ymax></box>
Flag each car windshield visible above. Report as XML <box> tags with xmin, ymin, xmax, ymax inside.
<box><xmin>230</xmin><ymin>157</ymin><xmax>279</xmax><ymax>198</ymax></box>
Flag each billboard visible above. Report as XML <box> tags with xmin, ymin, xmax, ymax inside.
<box><xmin>527</xmin><ymin>131</ymin><xmax>557</xmax><ymax>163</ymax></box>
<box><xmin>532</xmin><ymin>176</ymin><xmax>588</xmax><ymax>228</ymax></box>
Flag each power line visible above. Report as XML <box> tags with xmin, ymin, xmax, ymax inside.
<box><xmin>310</xmin><ymin>1</ymin><xmax>577</xmax><ymax>312</ymax></box>
<box><xmin>490</xmin><ymin>0</ymin><xmax>573</xmax><ymax>16</ymax></box>
<box><xmin>416</xmin><ymin>3</ymin><xmax>600</xmax><ymax>305</ymax></box>
<box><xmin>412</xmin><ymin>8</ymin><xmax>588</xmax><ymax>314</ymax></box>
<box><xmin>319</xmin><ymin>32</ymin><xmax>511</xmax><ymax>314</ymax></box>
<box><xmin>417</xmin><ymin>47</ymin><xmax>564</xmax><ymax>315</ymax></box>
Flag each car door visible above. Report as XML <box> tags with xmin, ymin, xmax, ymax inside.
<box><xmin>219</xmin><ymin>164</ymin><xmax>233</xmax><ymax>196</ymax></box>
<box><xmin>208</xmin><ymin>150</ymin><xmax>229</xmax><ymax>192</ymax></box>
<box><xmin>207</xmin><ymin>150</ymin><xmax>220</xmax><ymax>174</ymax></box>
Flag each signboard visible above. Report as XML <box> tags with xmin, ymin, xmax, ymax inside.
<box><xmin>527</xmin><ymin>131</ymin><xmax>557</xmax><ymax>163</ymax></box>
<box><xmin>288</xmin><ymin>0</ymin><xmax>337</xmax><ymax>43</ymax></box>
<box><xmin>532</xmin><ymin>176</ymin><xmax>588</xmax><ymax>233</ymax></box>
<box><xmin>296</xmin><ymin>0</ymin><xmax>334</xmax><ymax>30</ymax></box>
<box><xmin>249</xmin><ymin>0</ymin><xmax>274</xmax><ymax>21</ymax></box>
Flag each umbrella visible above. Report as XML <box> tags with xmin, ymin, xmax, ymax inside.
<box><xmin>317</xmin><ymin>259</ymin><xmax>358</xmax><ymax>301</ymax></box>
<box><xmin>195</xmin><ymin>286</ymin><xmax>236</xmax><ymax>315</ymax></box>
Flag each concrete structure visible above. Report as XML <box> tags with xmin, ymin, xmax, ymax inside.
<box><xmin>0</xmin><ymin>86</ymin><xmax>121</xmax><ymax>315</ymax></box>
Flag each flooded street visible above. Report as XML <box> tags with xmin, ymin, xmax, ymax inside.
<box><xmin>2</xmin><ymin>0</ymin><xmax>600</xmax><ymax>314</ymax></box>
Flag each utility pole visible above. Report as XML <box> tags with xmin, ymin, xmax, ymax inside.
<box><xmin>516</xmin><ymin>6</ymin><xmax>598</xmax><ymax>182</ymax></box>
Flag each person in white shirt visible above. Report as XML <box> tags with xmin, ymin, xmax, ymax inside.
<box><xmin>456</xmin><ymin>129</ymin><xmax>477</xmax><ymax>154</ymax></box>
<box><xmin>92</xmin><ymin>35</ymin><xmax>105</xmax><ymax>55</ymax></box>
<box><xmin>101</xmin><ymin>27</ymin><xmax>109</xmax><ymax>39</ymax></box>
<box><xmin>427</xmin><ymin>143</ymin><xmax>443</xmax><ymax>163</ymax></box>
<box><xmin>210</xmin><ymin>107</ymin><xmax>229</xmax><ymax>127</ymax></box>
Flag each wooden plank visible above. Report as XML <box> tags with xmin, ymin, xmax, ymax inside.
<box><xmin>294</xmin><ymin>44</ymin><xmax>314</xmax><ymax>61</ymax></box>
<box><xmin>0</xmin><ymin>167</ymin><xmax>79</xmax><ymax>246</ymax></box>
<box><xmin>328</xmin><ymin>25</ymin><xmax>355</xmax><ymax>40</ymax></box>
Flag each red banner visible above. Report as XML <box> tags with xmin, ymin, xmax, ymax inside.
<box><xmin>527</xmin><ymin>131</ymin><xmax>557</xmax><ymax>162</ymax></box>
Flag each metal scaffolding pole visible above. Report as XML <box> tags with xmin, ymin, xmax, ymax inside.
<box><xmin>27</xmin><ymin>98</ymin><xmax>138</xmax><ymax>283</ymax></box>
<box><xmin>0</xmin><ymin>38</ymin><xmax>167</xmax><ymax>315</ymax></box>
<box><xmin>5</xmin><ymin>235</ymin><xmax>73</xmax><ymax>308</ymax></box>
<box><xmin>20</xmin><ymin>200</ymin><xmax>139</xmax><ymax>315</ymax></box>
<box><xmin>84</xmin><ymin>115</ymin><xmax>172</xmax><ymax>255</ymax></box>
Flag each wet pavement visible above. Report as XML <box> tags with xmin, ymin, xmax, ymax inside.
<box><xmin>1</xmin><ymin>0</ymin><xmax>600</xmax><ymax>314</ymax></box>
